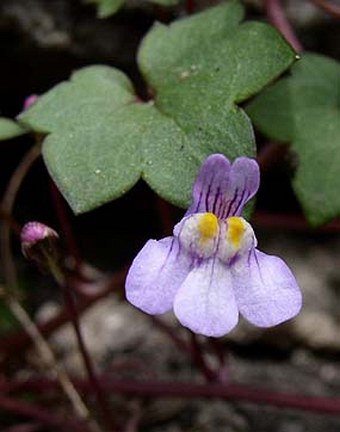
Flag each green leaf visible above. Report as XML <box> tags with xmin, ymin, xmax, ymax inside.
<box><xmin>0</xmin><ymin>118</ymin><xmax>27</xmax><ymax>140</ymax></box>
<box><xmin>20</xmin><ymin>1</ymin><xmax>295</xmax><ymax>214</ymax></box>
<box><xmin>247</xmin><ymin>53</ymin><xmax>340</xmax><ymax>226</ymax></box>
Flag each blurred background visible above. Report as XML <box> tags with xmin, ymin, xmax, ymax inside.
<box><xmin>1</xmin><ymin>0</ymin><xmax>340</xmax><ymax>431</ymax></box>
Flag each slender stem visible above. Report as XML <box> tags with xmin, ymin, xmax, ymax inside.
<box><xmin>0</xmin><ymin>143</ymin><xmax>97</xmax><ymax>430</ymax></box>
<box><xmin>63</xmin><ymin>283</ymin><xmax>116</xmax><ymax>431</ymax></box>
<box><xmin>0</xmin><ymin>207</ymin><xmax>21</xmax><ymax>237</ymax></box>
<box><xmin>150</xmin><ymin>316</ymin><xmax>192</xmax><ymax>354</ymax></box>
<box><xmin>1</xmin><ymin>143</ymin><xmax>41</xmax><ymax>291</ymax></box>
<box><xmin>48</xmin><ymin>179</ymin><xmax>115</xmax><ymax>430</ymax></box>
<box><xmin>0</xmin><ymin>393</ymin><xmax>88</xmax><ymax>432</ymax></box>
<box><xmin>11</xmin><ymin>376</ymin><xmax>340</xmax><ymax>416</ymax></box>
<box><xmin>97</xmin><ymin>379</ymin><xmax>340</xmax><ymax>414</ymax></box>
<box><xmin>49</xmin><ymin>181</ymin><xmax>82</xmax><ymax>269</ymax></box>
<box><xmin>265</xmin><ymin>0</ymin><xmax>303</xmax><ymax>52</ymax></box>
<box><xmin>4</xmin><ymin>295</ymin><xmax>98</xmax><ymax>432</ymax></box>
<box><xmin>0</xmin><ymin>270</ymin><xmax>126</xmax><ymax>357</ymax></box>
<box><xmin>46</xmin><ymin>256</ymin><xmax>116</xmax><ymax>431</ymax></box>
<box><xmin>310</xmin><ymin>0</ymin><xmax>340</xmax><ymax>18</ymax></box>
<box><xmin>150</xmin><ymin>317</ymin><xmax>217</xmax><ymax>381</ymax></box>
<box><xmin>208</xmin><ymin>338</ymin><xmax>225</xmax><ymax>368</ymax></box>
<box><xmin>189</xmin><ymin>333</ymin><xmax>216</xmax><ymax>382</ymax></box>
<box><xmin>208</xmin><ymin>338</ymin><xmax>229</xmax><ymax>383</ymax></box>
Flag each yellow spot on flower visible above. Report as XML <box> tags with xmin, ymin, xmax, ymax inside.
<box><xmin>227</xmin><ymin>216</ymin><xmax>245</xmax><ymax>248</ymax></box>
<box><xmin>198</xmin><ymin>213</ymin><xmax>219</xmax><ymax>242</ymax></box>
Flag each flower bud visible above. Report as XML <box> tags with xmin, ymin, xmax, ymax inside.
<box><xmin>21</xmin><ymin>222</ymin><xmax>60</xmax><ymax>271</ymax></box>
<box><xmin>23</xmin><ymin>94</ymin><xmax>38</xmax><ymax>110</ymax></box>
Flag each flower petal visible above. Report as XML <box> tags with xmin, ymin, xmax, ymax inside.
<box><xmin>187</xmin><ymin>154</ymin><xmax>260</xmax><ymax>218</ymax></box>
<box><xmin>227</xmin><ymin>157</ymin><xmax>260</xmax><ymax>217</ymax></box>
<box><xmin>187</xmin><ymin>154</ymin><xmax>231</xmax><ymax>217</ymax></box>
<box><xmin>125</xmin><ymin>237</ymin><xmax>190</xmax><ymax>314</ymax></box>
<box><xmin>233</xmin><ymin>249</ymin><xmax>302</xmax><ymax>327</ymax></box>
<box><xmin>173</xmin><ymin>259</ymin><xmax>239</xmax><ymax>337</ymax></box>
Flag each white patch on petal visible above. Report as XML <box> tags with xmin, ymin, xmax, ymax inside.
<box><xmin>218</xmin><ymin>217</ymin><xmax>256</xmax><ymax>262</ymax></box>
<box><xmin>174</xmin><ymin>213</ymin><xmax>219</xmax><ymax>259</ymax></box>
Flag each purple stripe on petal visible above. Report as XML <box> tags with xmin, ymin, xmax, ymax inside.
<box><xmin>125</xmin><ymin>237</ymin><xmax>190</xmax><ymax>315</ymax></box>
<box><xmin>186</xmin><ymin>154</ymin><xmax>231</xmax><ymax>217</ymax></box>
<box><xmin>224</xmin><ymin>187</ymin><xmax>239</xmax><ymax>217</ymax></box>
<box><xmin>173</xmin><ymin>258</ymin><xmax>239</xmax><ymax>337</ymax></box>
<box><xmin>186</xmin><ymin>155</ymin><xmax>260</xmax><ymax>219</ymax></box>
<box><xmin>223</xmin><ymin>157</ymin><xmax>260</xmax><ymax>217</ymax></box>
<box><xmin>233</xmin><ymin>249</ymin><xmax>302</xmax><ymax>327</ymax></box>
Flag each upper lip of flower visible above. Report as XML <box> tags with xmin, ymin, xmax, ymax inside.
<box><xmin>125</xmin><ymin>153</ymin><xmax>302</xmax><ymax>338</ymax></box>
<box><xmin>187</xmin><ymin>154</ymin><xmax>260</xmax><ymax>218</ymax></box>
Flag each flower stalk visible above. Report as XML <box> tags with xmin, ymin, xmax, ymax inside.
<box><xmin>0</xmin><ymin>144</ymin><xmax>98</xmax><ymax>431</ymax></box>
<box><xmin>22</xmin><ymin>223</ymin><xmax>116</xmax><ymax>431</ymax></box>
<box><xmin>2</xmin><ymin>291</ymin><xmax>97</xmax><ymax>432</ymax></box>
<box><xmin>265</xmin><ymin>0</ymin><xmax>303</xmax><ymax>53</ymax></box>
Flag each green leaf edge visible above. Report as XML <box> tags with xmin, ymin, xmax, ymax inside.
<box><xmin>19</xmin><ymin>1</ymin><xmax>297</xmax><ymax>214</ymax></box>
<box><xmin>0</xmin><ymin>118</ymin><xmax>28</xmax><ymax>141</ymax></box>
<box><xmin>246</xmin><ymin>52</ymin><xmax>340</xmax><ymax>227</ymax></box>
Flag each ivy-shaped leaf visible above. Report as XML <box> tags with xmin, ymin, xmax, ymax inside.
<box><xmin>247</xmin><ymin>53</ymin><xmax>340</xmax><ymax>226</ymax></box>
<box><xmin>0</xmin><ymin>118</ymin><xmax>27</xmax><ymax>140</ymax></box>
<box><xmin>19</xmin><ymin>0</ymin><xmax>295</xmax><ymax>214</ymax></box>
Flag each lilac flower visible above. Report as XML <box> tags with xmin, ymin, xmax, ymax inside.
<box><xmin>125</xmin><ymin>154</ymin><xmax>302</xmax><ymax>337</ymax></box>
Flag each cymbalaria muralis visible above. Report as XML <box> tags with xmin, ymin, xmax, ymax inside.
<box><xmin>126</xmin><ymin>154</ymin><xmax>302</xmax><ymax>337</ymax></box>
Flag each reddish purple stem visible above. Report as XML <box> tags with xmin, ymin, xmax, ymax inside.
<box><xmin>62</xmin><ymin>283</ymin><xmax>116</xmax><ymax>430</ymax></box>
<box><xmin>265</xmin><ymin>0</ymin><xmax>303</xmax><ymax>53</ymax></box>
<box><xmin>150</xmin><ymin>316</ymin><xmax>191</xmax><ymax>354</ymax></box>
<box><xmin>0</xmin><ymin>270</ymin><xmax>126</xmax><ymax>359</ymax></box>
<box><xmin>208</xmin><ymin>338</ymin><xmax>229</xmax><ymax>383</ymax></box>
<box><xmin>150</xmin><ymin>317</ymin><xmax>218</xmax><ymax>381</ymax></box>
<box><xmin>7</xmin><ymin>377</ymin><xmax>340</xmax><ymax>416</ymax></box>
<box><xmin>310</xmin><ymin>0</ymin><xmax>340</xmax><ymax>18</ymax></box>
<box><xmin>49</xmin><ymin>181</ymin><xmax>82</xmax><ymax>269</ymax></box>
<box><xmin>189</xmin><ymin>332</ymin><xmax>217</xmax><ymax>382</ymax></box>
<box><xmin>0</xmin><ymin>394</ymin><xmax>88</xmax><ymax>432</ymax></box>
<box><xmin>49</xmin><ymin>180</ymin><xmax>116</xmax><ymax>430</ymax></box>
